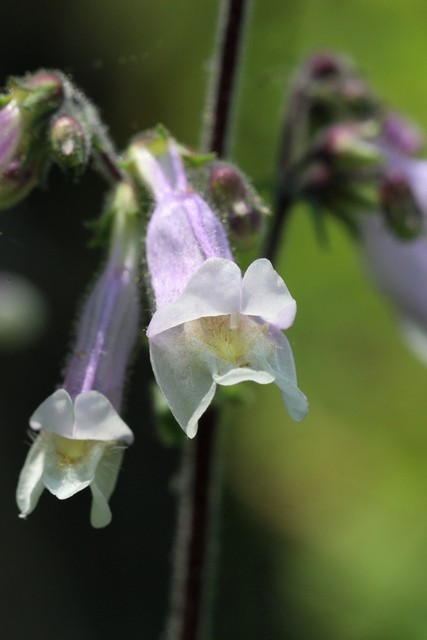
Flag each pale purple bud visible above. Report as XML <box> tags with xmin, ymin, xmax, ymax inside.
<box><xmin>0</xmin><ymin>100</ymin><xmax>22</xmax><ymax>177</ymax></box>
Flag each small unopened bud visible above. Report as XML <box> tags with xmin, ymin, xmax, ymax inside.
<box><xmin>382</xmin><ymin>112</ymin><xmax>424</xmax><ymax>157</ymax></box>
<box><xmin>306</xmin><ymin>52</ymin><xmax>343</xmax><ymax>80</ymax></box>
<box><xmin>12</xmin><ymin>71</ymin><xmax>65</xmax><ymax>115</ymax></box>
<box><xmin>209</xmin><ymin>163</ymin><xmax>269</xmax><ymax>249</ymax></box>
<box><xmin>381</xmin><ymin>168</ymin><xmax>423</xmax><ymax>239</ymax></box>
<box><xmin>316</xmin><ymin>122</ymin><xmax>382</xmax><ymax>171</ymax></box>
<box><xmin>302</xmin><ymin>52</ymin><xmax>379</xmax><ymax>126</ymax></box>
<box><xmin>0</xmin><ymin>70</ymin><xmax>69</xmax><ymax>209</ymax></box>
<box><xmin>51</xmin><ymin>115</ymin><xmax>90</xmax><ymax>175</ymax></box>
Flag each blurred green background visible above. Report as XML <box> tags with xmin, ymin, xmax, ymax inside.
<box><xmin>2</xmin><ymin>0</ymin><xmax>427</xmax><ymax>638</ymax></box>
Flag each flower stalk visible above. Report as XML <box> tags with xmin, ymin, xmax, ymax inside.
<box><xmin>160</xmin><ymin>1</ymin><xmax>253</xmax><ymax>638</ymax></box>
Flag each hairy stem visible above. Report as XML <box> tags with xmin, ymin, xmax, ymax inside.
<box><xmin>203</xmin><ymin>0</ymin><xmax>249</xmax><ymax>157</ymax></box>
<box><xmin>165</xmin><ymin>410</ymin><xmax>221</xmax><ymax>640</ymax></box>
<box><xmin>165</xmin><ymin>1</ymin><xmax>250</xmax><ymax>639</ymax></box>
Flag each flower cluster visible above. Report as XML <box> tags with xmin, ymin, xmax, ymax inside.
<box><xmin>5</xmin><ymin>71</ymin><xmax>309</xmax><ymax>526</ymax></box>
<box><xmin>277</xmin><ymin>51</ymin><xmax>427</xmax><ymax>365</ymax></box>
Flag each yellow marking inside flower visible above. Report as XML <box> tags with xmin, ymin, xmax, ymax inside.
<box><xmin>52</xmin><ymin>434</ymin><xmax>97</xmax><ymax>465</ymax></box>
<box><xmin>188</xmin><ymin>313</ymin><xmax>270</xmax><ymax>367</ymax></box>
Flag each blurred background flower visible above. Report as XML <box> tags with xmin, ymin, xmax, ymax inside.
<box><xmin>0</xmin><ymin>271</ymin><xmax>47</xmax><ymax>349</ymax></box>
<box><xmin>2</xmin><ymin>0</ymin><xmax>427</xmax><ymax>639</ymax></box>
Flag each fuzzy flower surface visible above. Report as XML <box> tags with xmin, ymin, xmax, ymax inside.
<box><xmin>17</xmin><ymin>183</ymin><xmax>140</xmax><ymax>526</ymax></box>
<box><xmin>0</xmin><ymin>100</ymin><xmax>22</xmax><ymax>177</ymax></box>
<box><xmin>132</xmin><ymin>134</ymin><xmax>308</xmax><ymax>436</ymax></box>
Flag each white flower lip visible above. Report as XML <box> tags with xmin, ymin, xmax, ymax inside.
<box><xmin>147</xmin><ymin>258</ymin><xmax>308</xmax><ymax>437</ymax></box>
<box><xmin>17</xmin><ymin>388</ymin><xmax>134</xmax><ymax>527</ymax></box>
<box><xmin>147</xmin><ymin>257</ymin><xmax>297</xmax><ymax>338</ymax></box>
<box><xmin>16</xmin><ymin>432</ymin><xmax>124</xmax><ymax>528</ymax></box>
<box><xmin>29</xmin><ymin>388</ymin><xmax>134</xmax><ymax>444</ymax></box>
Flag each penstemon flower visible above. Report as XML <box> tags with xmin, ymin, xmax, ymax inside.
<box><xmin>360</xmin><ymin>154</ymin><xmax>427</xmax><ymax>363</ymax></box>
<box><xmin>16</xmin><ymin>182</ymin><xmax>141</xmax><ymax>527</ymax></box>
<box><xmin>130</xmin><ymin>133</ymin><xmax>308</xmax><ymax>437</ymax></box>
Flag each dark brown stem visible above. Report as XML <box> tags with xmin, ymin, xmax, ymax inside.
<box><xmin>92</xmin><ymin>131</ymin><xmax>127</xmax><ymax>184</ymax></box>
<box><xmin>94</xmin><ymin>147</ymin><xmax>125</xmax><ymax>183</ymax></box>
<box><xmin>164</xmin><ymin>411</ymin><xmax>221</xmax><ymax>640</ymax></box>
<box><xmin>181</xmin><ymin>410</ymin><xmax>219</xmax><ymax>639</ymax></box>
<box><xmin>205</xmin><ymin>0</ymin><xmax>249</xmax><ymax>158</ymax></box>
<box><xmin>165</xmin><ymin>1</ymin><xmax>250</xmax><ymax>639</ymax></box>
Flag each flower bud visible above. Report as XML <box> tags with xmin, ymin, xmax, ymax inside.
<box><xmin>50</xmin><ymin>114</ymin><xmax>90</xmax><ymax>175</ymax></box>
<box><xmin>0</xmin><ymin>70</ymin><xmax>67</xmax><ymax>208</ymax></box>
<box><xmin>208</xmin><ymin>163</ymin><xmax>268</xmax><ymax>249</ymax></box>
<box><xmin>11</xmin><ymin>71</ymin><xmax>64</xmax><ymax>116</ymax></box>
<box><xmin>315</xmin><ymin>122</ymin><xmax>382</xmax><ymax>172</ymax></box>
<box><xmin>305</xmin><ymin>52</ymin><xmax>378</xmax><ymax>122</ymax></box>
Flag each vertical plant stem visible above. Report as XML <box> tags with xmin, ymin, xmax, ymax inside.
<box><xmin>204</xmin><ymin>0</ymin><xmax>249</xmax><ymax>157</ymax></box>
<box><xmin>165</xmin><ymin>1</ymin><xmax>250</xmax><ymax>639</ymax></box>
<box><xmin>180</xmin><ymin>409</ymin><xmax>220</xmax><ymax>640</ymax></box>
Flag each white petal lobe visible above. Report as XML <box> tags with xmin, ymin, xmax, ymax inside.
<box><xmin>29</xmin><ymin>389</ymin><xmax>75</xmax><ymax>436</ymax></box>
<box><xmin>147</xmin><ymin>258</ymin><xmax>241</xmax><ymax>337</ymax></box>
<box><xmin>241</xmin><ymin>259</ymin><xmax>297</xmax><ymax>329</ymax></box>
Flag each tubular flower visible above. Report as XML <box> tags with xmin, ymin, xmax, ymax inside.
<box><xmin>17</xmin><ymin>182</ymin><xmax>141</xmax><ymax>527</ymax></box>
<box><xmin>360</xmin><ymin>152</ymin><xmax>427</xmax><ymax>362</ymax></box>
<box><xmin>131</xmin><ymin>134</ymin><xmax>308</xmax><ymax>437</ymax></box>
